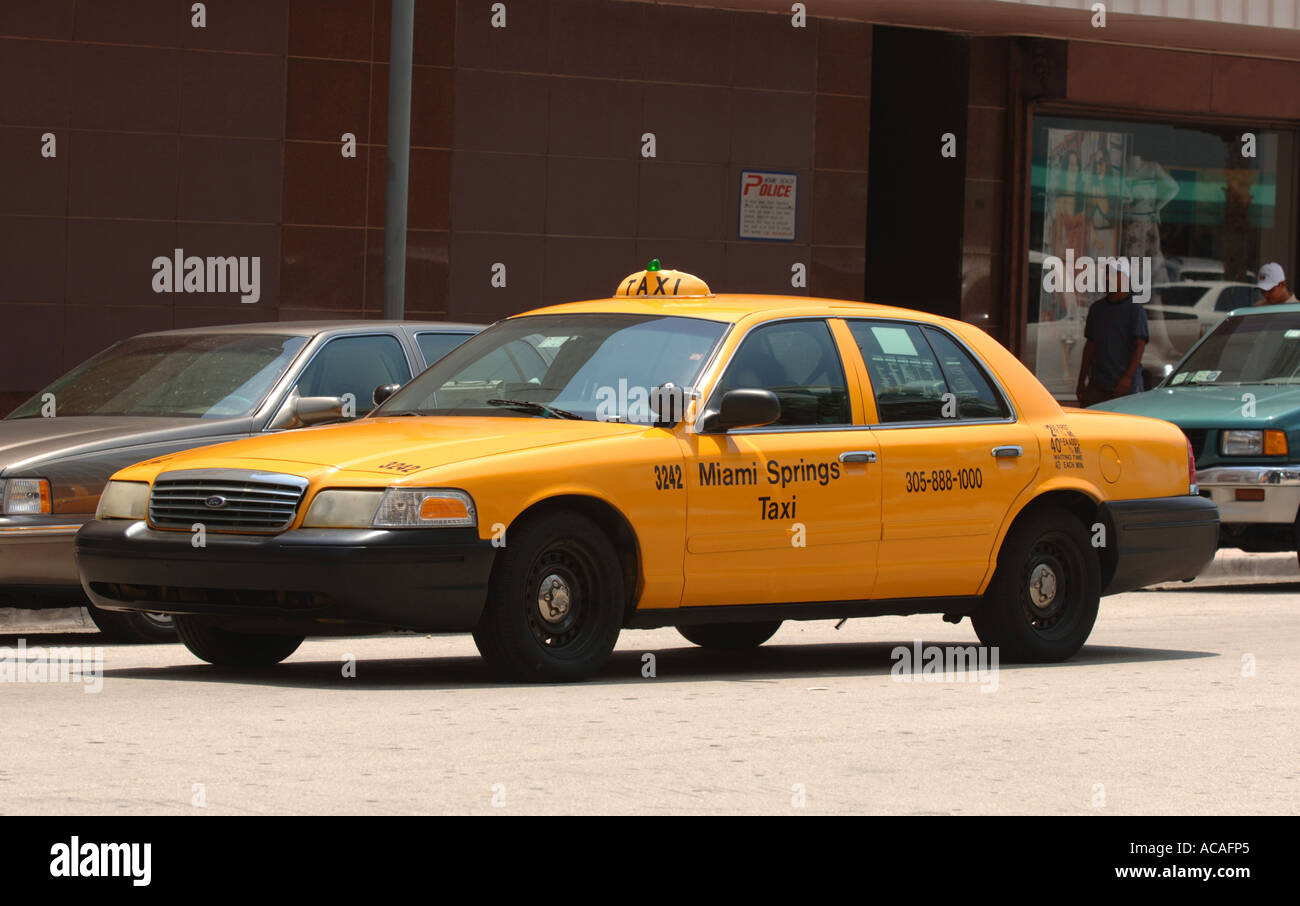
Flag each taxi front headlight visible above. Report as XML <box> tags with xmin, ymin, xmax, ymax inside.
<box><xmin>302</xmin><ymin>490</ymin><xmax>385</xmax><ymax>528</ymax></box>
<box><xmin>96</xmin><ymin>481</ymin><xmax>149</xmax><ymax>520</ymax></box>
<box><xmin>372</xmin><ymin>488</ymin><xmax>476</xmax><ymax>528</ymax></box>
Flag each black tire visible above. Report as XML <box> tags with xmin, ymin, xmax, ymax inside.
<box><xmin>678</xmin><ymin>620</ymin><xmax>782</xmax><ymax>650</ymax></box>
<box><xmin>971</xmin><ymin>506</ymin><xmax>1100</xmax><ymax>662</ymax></box>
<box><xmin>173</xmin><ymin>615</ymin><xmax>303</xmax><ymax>666</ymax></box>
<box><xmin>87</xmin><ymin>606</ymin><xmax>177</xmax><ymax>643</ymax></box>
<box><xmin>472</xmin><ymin>512</ymin><xmax>624</xmax><ymax>682</ymax></box>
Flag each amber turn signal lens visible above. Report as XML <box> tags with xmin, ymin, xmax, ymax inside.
<box><xmin>419</xmin><ymin>496</ymin><xmax>469</xmax><ymax>521</ymax></box>
<box><xmin>1264</xmin><ymin>430</ymin><xmax>1288</xmax><ymax>456</ymax></box>
<box><xmin>1235</xmin><ymin>488</ymin><xmax>1266</xmax><ymax>501</ymax></box>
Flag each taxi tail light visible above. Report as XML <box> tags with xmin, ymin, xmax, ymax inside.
<box><xmin>1265</xmin><ymin>430</ymin><xmax>1288</xmax><ymax>456</ymax></box>
<box><xmin>1186</xmin><ymin>436</ymin><xmax>1197</xmax><ymax>494</ymax></box>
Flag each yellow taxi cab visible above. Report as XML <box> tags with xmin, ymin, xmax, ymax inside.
<box><xmin>75</xmin><ymin>262</ymin><xmax>1219</xmax><ymax>681</ymax></box>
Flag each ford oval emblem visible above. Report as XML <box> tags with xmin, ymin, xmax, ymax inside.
<box><xmin>204</xmin><ymin>495</ymin><xmax>228</xmax><ymax>508</ymax></box>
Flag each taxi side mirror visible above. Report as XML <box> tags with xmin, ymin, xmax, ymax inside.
<box><xmin>698</xmin><ymin>389</ymin><xmax>780</xmax><ymax>434</ymax></box>
<box><xmin>373</xmin><ymin>383</ymin><xmax>402</xmax><ymax>407</ymax></box>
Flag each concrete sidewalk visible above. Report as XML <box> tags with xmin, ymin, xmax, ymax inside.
<box><xmin>0</xmin><ymin>606</ymin><xmax>92</xmax><ymax>634</ymax></box>
<box><xmin>1</xmin><ymin>549</ymin><xmax>1294</xmax><ymax>635</ymax></box>
<box><xmin>1149</xmin><ymin>548</ymin><xmax>1299</xmax><ymax>589</ymax></box>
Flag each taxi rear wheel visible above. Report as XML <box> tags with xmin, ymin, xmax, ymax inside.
<box><xmin>677</xmin><ymin>621</ymin><xmax>782</xmax><ymax>650</ymax></box>
<box><xmin>472</xmin><ymin>512</ymin><xmax>624</xmax><ymax>682</ymax></box>
<box><xmin>173</xmin><ymin>615</ymin><xmax>304</xmax><ymax>666</ymax></box>
<box><xmin>972</xmin><ymin>507</ymin><xmax>1100</xmax><ymax>662</ymax></box>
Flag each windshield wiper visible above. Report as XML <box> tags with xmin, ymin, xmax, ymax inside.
<box><xmin>486</xmin><ymin>399</ymin><xmax>584</xmax><ymax>420</ymax></box>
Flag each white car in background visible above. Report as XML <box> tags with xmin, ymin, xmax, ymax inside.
<box><xmin>1025</xmin><ymin>278</ymin><xmax>1257</xmax><ymax>401</ymax></box>
<box><xmin>1141</xmin><ymin>281</ymin><xmax>1258</xmax><ymax>386</ymax></box>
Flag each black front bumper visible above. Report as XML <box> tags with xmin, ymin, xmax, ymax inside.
<box><xmin>1099</xmin><ymin>495</ymin><xmax>1219</xmax><ymax>595</ymax></box>
<box><xmin>75</xmin><ymin>520</ymin><xmax>496</xmax><ymax>633</ymax></box>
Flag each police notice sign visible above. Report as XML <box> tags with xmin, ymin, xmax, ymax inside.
<box><xmin>739</xmin><ymin>170</ymin><xmax>797</xmax><ymax>241</ymax></box>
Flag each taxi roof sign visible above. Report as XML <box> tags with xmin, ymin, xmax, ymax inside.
<box><xmin>615</xmin><ymin>260</ymin><xmax>712</xmax><ymax>298</ymax></box>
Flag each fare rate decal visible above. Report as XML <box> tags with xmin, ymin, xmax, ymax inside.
<box><xmin>1047</xmin><ymin>423</ymin><xmax>1084</xmax><ymax>470</ymax></box>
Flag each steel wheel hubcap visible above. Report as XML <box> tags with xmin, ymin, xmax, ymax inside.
<box><xmin>537</xmin><ymin>573</ymin><xmax>572</xmax><ymax>625</ymax></box>
<box><xmin>1028</xmin><ymin>563</ymin><xmax>1058</xmax><ymax>609</ymax></box>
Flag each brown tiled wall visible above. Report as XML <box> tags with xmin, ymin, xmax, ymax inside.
<box><xmin>445</xmin><ymin>0</ymin><xmax>871</xmax><ymax>322</ymax></box>
<box><xmin>0</xmin><ymin>0</ymin><xmax>872</xmax><ymax>407</ymax></box>
<box><xmin>0</xmin><ymin>0</ymin><xmax>291</xmax><ymax>410</ymax></box>
<box><xmin>0</xmin><ymin>0</ymin><xmax>456</xmax><ymax>409</ymax></box>
<box><xmin>281</xmin><ymin>0</ymin><xmax>454</xmax><ymax>321</ymax></box>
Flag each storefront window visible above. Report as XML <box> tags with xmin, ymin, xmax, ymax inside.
<box><xmin>1027</xmin><ymin>115</ymin><xmax>1297</xmax><ymax>400</ymax></box>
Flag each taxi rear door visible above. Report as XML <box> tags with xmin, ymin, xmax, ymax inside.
<box><xmin>843</xmin><ymin>318</ymin><xmax>1039</xmax><ymax>599</ymax></box>
<box><xmin>680</xmin><ymin>318</ymin><xmax>881</xmax><ymax>607</ymax></box>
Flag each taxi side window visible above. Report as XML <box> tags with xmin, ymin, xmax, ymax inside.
<box><xmin>849</xmin><ymin>321</ymin><xmax>1007</xmax><ymax>422</ymax></box>
<box><xmin>294</xmin><ymin>334</ymin><xmax>410</xmax><ymax>414</ymax></box>
<box><xmin>717</xmin><ymin>320</ymin><xmax>850</xmax><ymax>426</ymax></box>
<box><xmin>921</xmin><ymin>327</ymin><xmax>1009</xmax><ymax>419</ymax></box>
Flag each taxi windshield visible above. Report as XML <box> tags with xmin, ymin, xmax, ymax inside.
<box><xmin>1169</xmin><ymin>311</ymin><xmax>1300</xmax><ymax>386</ymax></box>
<box><xmin>377</xmin><ymin>313</ymin><xmax>728</xmax><ymax>422</ymax></box>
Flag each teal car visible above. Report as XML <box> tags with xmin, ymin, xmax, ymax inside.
<box><xmin>1093</xmin><ymin>303</ymin><xmax>1300</xmax><ymax>560</ymax></box>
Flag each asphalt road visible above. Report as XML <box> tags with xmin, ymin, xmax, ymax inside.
<box><xmin>3</xmin><ymin>585</ymin><xmax>1297</xmax><ymax>815</ymax></box>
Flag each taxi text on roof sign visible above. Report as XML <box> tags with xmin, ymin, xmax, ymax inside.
<box><xmin>614</xmin><ymin>259</ymin><xmax>712</xmax><ymax>298</ymax></box>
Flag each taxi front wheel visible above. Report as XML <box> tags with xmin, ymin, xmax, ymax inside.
<box><xmin>173</xmin><ymin>615</ymin><xmax>304</xmax><ymax>666</ymax></box>
<box><xmin>678</xmin><ymin>621</ymin><xmax>782</xmax><ymax>650</ymax></box>
<box><xmin>472</xmin><ymin>512</ymin><xmax>625</xmax><ymax>682</ymax></box>
<box><xmin>971</xmin><ymin>507</ymin><xmax>1100</xmax><ymax>662</ymax></box>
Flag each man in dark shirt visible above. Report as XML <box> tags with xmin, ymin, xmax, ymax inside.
<box><xmin>1076</xmin><ymin>259</ymin><xmax>1149</xmax><ymax>407</ymax></box>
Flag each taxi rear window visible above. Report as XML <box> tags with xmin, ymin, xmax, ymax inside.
<box><xmin>848</xmin><ymin>321</ymin><xmax>1008</xmax><ymax>423</ymax></box>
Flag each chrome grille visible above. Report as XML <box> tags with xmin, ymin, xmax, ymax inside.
<box><xmin>148</xmin><ymin>470</ymin><xmax>309</xmax><ymax>533</ymax></box>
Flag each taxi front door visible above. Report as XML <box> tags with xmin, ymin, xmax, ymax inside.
<box><xmin>680</xmin><ymin>319</ymin><xmax>881</xmax><ymax>607</ymax></box>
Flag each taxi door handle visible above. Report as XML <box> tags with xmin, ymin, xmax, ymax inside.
<box><xmin>991</xmin><ymin>445</ymin><xmax>1024</xmax><ymax>458</ymax></box>
<box><xmin>839</xmin><ymin>451</ymin><xmax>877</xmax><ymax>464</ymax></box>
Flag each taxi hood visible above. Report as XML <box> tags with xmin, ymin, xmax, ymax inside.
<box><xmin>145</xmin><ymin>416</ymin><xmax>645</xmax><ymax>478</ymax></box>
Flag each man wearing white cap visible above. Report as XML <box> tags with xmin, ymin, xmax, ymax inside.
<box><xmin>1255</xmin><ymin>262</ymin><xmax>1297</xmax><ymax>306</ymax></box>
